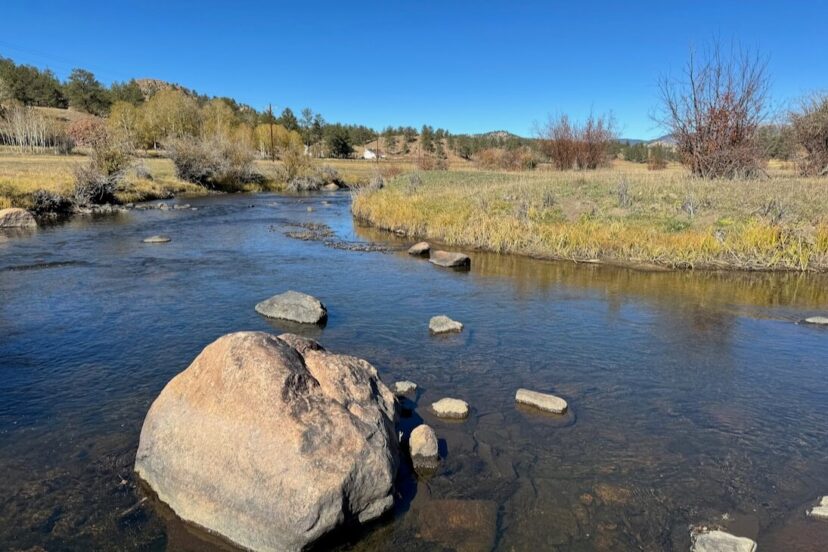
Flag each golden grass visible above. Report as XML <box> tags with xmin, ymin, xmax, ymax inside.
<box><xmin>352</xmin><ymin>162</ymin><xmax>828</xmax><ymax>271</ymax></box>
<box><xmin>0</xmin><ymin>149</ymin><xmax>207</xmax><ymax>207</ymax></box>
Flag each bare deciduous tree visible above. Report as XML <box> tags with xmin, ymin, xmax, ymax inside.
<box><xmin>538</xmin><ymin>112</ymin><xmax>616</xmax><ymax>170</ymax></box>
<box><xmin>657</xmin><ymin>42</ymin><xmax>769</xmax><ymax>179</ymax></box>
<box><xmin>790</xmin><ymin>93</ymin><xmax>828</xmax><ymax>176</ymax></box>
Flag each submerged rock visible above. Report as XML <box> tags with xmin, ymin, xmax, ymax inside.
<box><xmin>0</xmin><ymin>207</ymin><xmax>37</xmax><ymax>228</ymax></box>
<box><xmin>809</xmin><ymin>496</ymin><xmax>828</xmax><ymax>520</ymax></box>
<box><xmin>409</xmin><ymin>424</ymin><xmax>439</xmax><ymax>470</ymax></box>
<box><xmin>408</xmin><ymin>241</ymin><xmax>431</xmax><ymax>256</ymax></box>
<box><xmin>429</xmin><ymin>250</ymin><xmax>470</xmax><ymax>269</ymax></box>
<box><xmin>429</xmin><ymin>315</ymin><xmax>463</xmax><ymax>334</ymax></box>
<box><xmin>515</xmin><ymin>388</ymin><xmax>568</xmax><ymax>414</ymax></box>
<box><xmin>394</xmin><ymin>380</ymin><xmax>418</xmax><ymax>397</ymax></box>
<box><xmin>431</xmin><ymin>398</ymin><xmax>469</xmax><ymax>419</ymax></box>
<box><xmin>415</xmin><ymin>499</ymin><xmax>497</xmax><ymax>552</ymax></box>
<box><xmin>691</xmin><ymin>529</ymin><xmax>756</xmax><ymax>552</ymax></box>
<box><xmin>255</xmin><ymin>290</ymin><xmax>327</xmax><ymax>324</ymax></box>
<box><xmin>142</xmin><ymin>235</ymin><xmax>171</xmax><ymax>244</ymax></box>
<box><xmin>134</xmin><ymin>331</ymin><xmax>398</xmax><ymax>552</ymax></box>
<box><xmin>804</xmin><ymin>316</ymin><xmax>828</xmax><ymax>326</ymax></box>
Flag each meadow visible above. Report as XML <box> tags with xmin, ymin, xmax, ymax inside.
<box><xmin>352</xmin><ymin>161</ymin><xmax>828</xmax><ymax>271</ymax></box>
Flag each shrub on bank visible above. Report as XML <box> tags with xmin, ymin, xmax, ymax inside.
<box><xmin>29</xmin><ymin>189</ymin><xmax>73</xmax><ymax>216</ymax></box>
<box><xmin>166</xmin><ymin>136</ymin><xmax>262</xmax><ymax>191</ymax></box>
<box><xmin>285</xmin><ymin>165</ymin><xmax>344</xmax><ymax>192</ymax></box>
<box><xmin>475</xmin><ymin>147</ymin><xmax>537</xmax><ymax>171</ymax></box>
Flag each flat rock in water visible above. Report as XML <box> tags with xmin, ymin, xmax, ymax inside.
<box><xmin>804</xmin><ymin>316</ymin><xmax>828</xmax><ymax>326</ymax></box>
<box><xmin>691</xmin><ymin>529</ymin><xmax>757</xmax><ymax>552</ymax></box>
<box><xmin>134</xmin><ymin>331</ymin><xmax>398</xmax><ymax>552</ymax></box>
<box><xmin>409</xmin><ymin>424</ymin><xmax>438</xmax><ymax>470</ymax></box>
<box><xmin>394</xmin><ymin>380</ymin><xmax>418</xmax><ymax>397</ymax></box>
<box><xmin>0</xmin><ymin>208</ymin><xmax>37</xmax><ymax>228</ymax></box>
<box><xmin>408</xmin><ymin>241</ymin><xmax>431</xmax><ymax>256</ymax></box>
<box><xmin>515</xmin><ymin>388</ymin><xmax>568</xmax><ymax>414</ymax></box>
<box><xmin>431</xmin><ymin>398</ymin><xmax>469</xmax><ymax>419</ymax></box>
<box><xmin>429</xmin><ymin>250</ymin><xmax>470</xmax><ymax>269</ymax></box>
<box><xmin>809</xmin><ymin>496</ymin><xmax>828</xmax><ymax>520</ymax></box>
<box><xmin>142</xmin><ymin>235</ymin><xmax>171</xmax><ymax>244</ymax></box>
<box><xmin>255</xmin><ymin>290</ymin><xmax>327</xmax><ymax>324</ymax></box>
<box><xmin>429</xmin><ymin>315</ymin><xmax>463</xmax><ymax>334</ymax></box>
<box><xmin>323</xmin><ymin>183</ymin><xmax>340</xmax><ymax>191</ymax></box>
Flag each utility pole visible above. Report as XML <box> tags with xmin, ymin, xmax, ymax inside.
<box><xmin>268</xmin><ymin>104</ymin><xmax>275</xmax><ymax>162</ymax></box>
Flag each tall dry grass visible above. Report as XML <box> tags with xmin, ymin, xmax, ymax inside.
<box><xmin>352</xmin><ymin>163</ymin><xmax>828</xmax><ymax>271</ymax></box>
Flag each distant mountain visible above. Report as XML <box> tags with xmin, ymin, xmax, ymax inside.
<box><xmin>647</xmin><ymin>134</ymin><xmax>676</xmax><ymax>146</ymax></box>
<box><xmin>475</xmin><ymin>130</ymin><xmax>526</xmax><ymax>139</ymax></box>
<box><xmin>133</xmin><ymin>78</ymin><xmax>200</xmax><ymax>100</ymax></box>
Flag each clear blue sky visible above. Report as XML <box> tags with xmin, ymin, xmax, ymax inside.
<box><xmin>2</xmin><ymin>1</ymin><xmax>826</xmax><ymax>139</ymax></box>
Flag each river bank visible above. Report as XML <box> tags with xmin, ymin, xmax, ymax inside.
<box><xmin>2</xmin><ymin>191</ymin><xmax>827</xmax><ymax>550</ymax></box>
<box><xmin>352</xmin><ymin>165</ymin><xmax>828</xmax><ymax>272</ymax></box>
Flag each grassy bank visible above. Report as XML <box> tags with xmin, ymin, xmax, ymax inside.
<box><xmin>0</xmin><ymin>151</ymin><xmax>336</xmax><ymax>210</ymax></box>
<box><xmin>352</xmin><ymin>162</ymin><xmax>828</xmax><ymax>271</ymax></box>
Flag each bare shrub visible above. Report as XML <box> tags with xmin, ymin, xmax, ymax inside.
<box><xmin>415</xmin><ymin>155</ymin><xmax>447</xmax><ymax>171</ymax></box>
<box><xmin>73</xmin><ymin>163</ymin><xmax>117</xmax><ymax>205</ymax></box>
<box><xmin>647</xmin><ymin>145</ymin><xmax>668</xmax><ymax>170</ymax></box>
<box><xmin>282</xmin><ymin>146</ymin><xmax>313</xmax><ymax>182</ymax></box>
<box><xmin>476</xmin><ymin>147</ymin><xmax>537</xmax><ymax>171</ymax></box>
<box><xmin>790</xmin><ymin>93</ymin><xmax>828</xmax><ymax>176</ymax></box>
<box><xmin>166</xmin><ymin>136</ymin><xmax>260</xmax><ymax>191</ymax></box>
<box><xmin>285</xmin><ymin>165</ymin><xmax>343</xmax><ymax>192</ymax></box>
<box><xmin>381</xmin><ymin>164</ymin><xmax>403</xmax><ymax>179</ymax></box>
<box><xmin>29</xmin><ymin>189</ymin><xmax>73</xmax><ymax>216</ymax></box>
<box><xmin>657</xmin><ymin>42</ymin><xmax>769</xmax><ymax>178</ymax></box>
<box><xmin>538</xmin><ymin>113</ymin><xmax>615</xmax><ymax>170</ymax></box>
<box><xmin>286</xmin><ymin>175</ymin><xmax>323</xmax><ymax>192</ymax></box>
<box><xmin>67</xmin><ymin>116</ymin><xmax>107</xmax><ymax>147</ymax></box>
<box><xmin>73</xmin><ymin>127</ymin><xmax>132</xmax><ymax>206</ymax></box>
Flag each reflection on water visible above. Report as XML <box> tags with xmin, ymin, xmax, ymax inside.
<box><xmin>1</xmin><ymin>193</ymin><xmax>827</xmax><ymax>551</ymax></box>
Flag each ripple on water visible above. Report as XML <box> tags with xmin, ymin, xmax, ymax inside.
<box><xmin>1</xmin><ymin>193</ymin><xmax>827</xmax><ymax>550</ymax></box>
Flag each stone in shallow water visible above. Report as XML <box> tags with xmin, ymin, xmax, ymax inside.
<box><xmin>408</xmin><ymin>241</ymin><xmax>431</xmax><ymax>256</ymax></box>
<box><xmin>416</xmin><ymin>499</ymin><xmax>497</xmax><ymax>552</ymax></box>
<box><xmin>0</xmin><ymin>207</ymin><xmax>37</xmax><ymax>228</ymax></box>
<box><xmin>515</xmin><ymin>388</ymin><xmax>568</xmax><ymax>414</ymax></box>
<box><xmin>429</xmin><ymin>250</ymin><xmax>470</xmax><ymax>268</ymax></box>
<box><xmin>691</xmin><ymin>529</ymin><xmax>756</xmax><ymax>552</ymax></box>
<box><xmin>255</xmin><ymin>290</ymin><xmax>327</xmax><ymax>324</ymax></box>
<box><xmin>431</xmin><ymin>397</ymin><xmax>469</xmax><ymax>419</ymax></box>
<box><xmin>142</xmin><ymin>235</ymin><xmax>171</xmax><ymax>244</ymax></box>
<box><xmin>429</xmin><ymin>315</ymin><xmax>463</xmax><ymax>334</ymax></box>
<box><xmin>134</xmin><ymin>331</ymin><xmax>398</xmax><ymax>552</ymax></box>
<box><xmin>809</xmin><ymin>496</ymin><xmax>828</xmax><ymax>519</ymax></box>
<box><xmin>409</xmin><ymin>424</ymin><xmax>438</xmax><ymax>470</ymax></box>
<box><xmin>804</xmin><ymin>316</ymin><xmax>828</xmax><ymax>326</ymax></box>
<box><xmin>394</xmin><ymin>380</ymin><xmax>418</xmax><ymax>397</ymax></box>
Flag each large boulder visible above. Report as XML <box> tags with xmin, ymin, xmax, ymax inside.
<box><xmin>429</xmin><ymin>250</ymin><xmax>470</xmax><ymax>269</ymax></box>
<box><xmin>255</xmin><ymin>290</ymin><xmax>327</xmax><ymax>324</ymax></box>
<box><xmin>135</xmin><ymin>332</ymin><xmax>399</xmax><ymax>552</ymax></box>
<box><xmin>0</xmin><ymin>207</ymin><xmax>37</xmax><ymax>228</ymax></box>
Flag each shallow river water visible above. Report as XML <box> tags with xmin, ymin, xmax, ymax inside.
<box><xmin>1</xmin><ymin>192</ymin><xmax>828</xmax><ymax>551</ymax></box>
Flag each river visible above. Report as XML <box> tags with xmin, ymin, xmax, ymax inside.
<box><xmin>1</xmin><ymin>191</ymin><xmax>827</xmax><ymax>551</ymax></box>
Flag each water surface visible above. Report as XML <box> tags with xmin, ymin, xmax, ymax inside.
<box><xmin>1</xmin><ymin>192</ymin><xmax>827</xmax><ymax>551</ymax></box>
